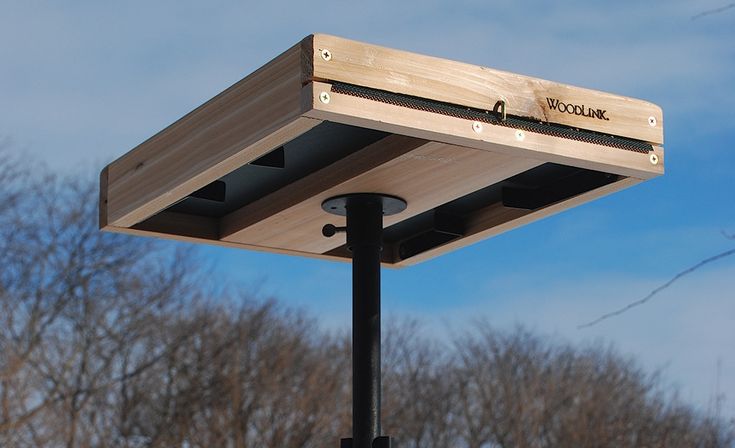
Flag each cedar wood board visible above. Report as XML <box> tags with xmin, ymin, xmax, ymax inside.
<box><xmin>100</xmin><ymin>34</ymin><xmax>664</xmax><ymax>267</ymax></box>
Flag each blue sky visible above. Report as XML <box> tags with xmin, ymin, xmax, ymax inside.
<box><xmin>2</xmin><ymin>1</ymin><xmax>734</xmax><ymax>417</ymax></box>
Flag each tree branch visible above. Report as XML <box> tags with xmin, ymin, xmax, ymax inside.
<box><xmin>579</xmin><ymin>247</ymin><xmax>735</xmax><ymax>329</ymax></box>
<box><xmin>692</xmin><ymin>3</ymin><xmax>735</xmax><ymax>20</ymax></box>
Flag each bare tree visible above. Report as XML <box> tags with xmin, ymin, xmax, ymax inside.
<box><xmin>382</xmin><ymin>320</ymin><xmax>457</xmax><ymax>447</ymax></box>
<box><xmin>0</xmin><ymin>155</ymin><xmax>201</xmax><ymax>446</ymax></box>
<box><xmin>110</xmin><ymin>299</ymin><xmax>350</xmax><ymax>448</ymax></box>
<box><xmin>451</xmin><ymin>323</ymin><xmax>734</xmax><ymax>448</ymax></box>
<box><xmin>1</xmin><ymin>150</ymin><xmax>732</xmax><ymax>447</ymax></box>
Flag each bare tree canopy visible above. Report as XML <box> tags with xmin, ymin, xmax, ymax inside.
<box><xmin>1</xmin><ymin>149</ymin><xmax>733</xmax><ymax>447</ymax></box>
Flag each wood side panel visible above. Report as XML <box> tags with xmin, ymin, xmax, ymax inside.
<box><xmin>221</xmin><ymin>142</ymin><xmax>540</xmax><ymax>254</ymax></box>
<box><xmin>99</xmin><ymin>166</ymin><xmax>109</xmax><ymax>229</ymax></box>
<box><xmin>394</xmin><ymin>177</ymin><xmax>642</xmax><ymax>266</ymax></box>
<box><xmin>103</xmin><ymin>39</ymin><xmax>318</xmax><ymax>229</ymax></box>
<box><xmin>311</xmin><ymin>34</ymin><xmax>663</xmax><ymax>145</ymax></box>
<box><xmin>107</xmin><ymin>221</ymin><xmax>352</xmax><ymax>264</ymax></box>
<box><xmin>304</xmin><ymin>82</ymin><xmax>664</xmax><ymax>179</ymax></box>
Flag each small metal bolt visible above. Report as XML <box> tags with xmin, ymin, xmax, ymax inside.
<box><xmin>319</xmin><ymin>91</ymin><xmax>331</xmax><ymax>104</ymax></box>
<box><xmin>320</xmin><ymin>49</ymin><xmax>332</xmax><ymax>61</ymax></box>
<box><xmin>515</xmin><ymin>130</ymin><xmax>525</xmax><ymax>141</ymax></box>
<box><xmin>472</xmin><ymin>121</ymin><xmax>483</xmax><ymax>133</ymax></box>
<box><xmin>648</xmin><ymin>116</ymin><xmax>657</xmax><ymax>127</ymax></box>
<box><xmin>649</xmin><ymin>153</ymin><xmax>659</xmax><ymax>165</ymax></box>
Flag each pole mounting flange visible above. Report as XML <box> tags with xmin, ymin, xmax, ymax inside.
<box><xmin>321</xmin><ymin>193</ymin><xmax>408</xmax><ymax>217</ymax></box>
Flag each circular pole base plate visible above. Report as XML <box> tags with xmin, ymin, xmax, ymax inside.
<box><xmin>322</xmin><ymin>193</ymin><xmax>407</xmax><ymax>217</ymax></box>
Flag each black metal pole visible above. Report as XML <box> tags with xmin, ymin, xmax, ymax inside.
<box><xmin>323</xmin><ymin>194</ymin><xmax>404</xmax><ymax>448</ymax></box>
<box><xmin>346</xmin><ymin>195</ymin><xmax>383</xmax><ymax>448</ymax></box>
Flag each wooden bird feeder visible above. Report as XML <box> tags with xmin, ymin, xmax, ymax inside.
<box><xmin>99</xmin><ymin>34</ymin><xmax>664</xmax><ymax>267</ymax></box>
<box><xmin>100</xmin><ymin>34</ymin><xmax>664</xmax><ymax>447</ymax></box>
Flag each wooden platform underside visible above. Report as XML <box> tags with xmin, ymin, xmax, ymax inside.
<box><xmin>100</xmin><ymin>34</ymin><xmax>664</xmax><ymax>267</ymax></box>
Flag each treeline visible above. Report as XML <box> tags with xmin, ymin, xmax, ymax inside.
<box><xmin>1</xmin><ymin>151</ymin><xmax>733</xmax><ymax>447</ymax></box>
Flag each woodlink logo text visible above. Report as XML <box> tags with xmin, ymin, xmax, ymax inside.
<box><xmin>546</xmin><ymin>98</ymin><xmax>609</xmax><ymax>121</ymax></box>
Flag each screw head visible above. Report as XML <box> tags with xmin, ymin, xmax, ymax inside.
<box><xmin>515</xmin><ymin>130</ymin><xmax>525</xmax><ymax>141</ymax></box>
<box><xmin>319</xmin><ymin>91</ymin><xmax>331</xmax><ymax>104</ymax></box>
<box><xmin>472</xmin><ymin>121</ymin><xmax>483</xmax><ymax>133</ymax></box>
<box><xmin>648</xmin><ymin>116</ymin><xmax>657</xmax><ymax>127</ymax></box>
<box><xmin>320</xmin><ymin>49</ymin><xmax>332</xmax><ymax>61</ymax></box>
<box><xmin>649</xmin><ymin>153</ymin><xmax>659</xmax><ymax>165</ymax></box>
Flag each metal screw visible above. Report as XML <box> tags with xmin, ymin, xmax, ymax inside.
<box><xmin>320</xmin><ymin>49</ymin><xmax>332</xmax><ymax>61</ymax></box>
<box><xmin>472</xmin><ymin>121</ymin><xmax>483</xmax><ymax>133</ymax></box>
<box><xmin>649</xmin><ymin>153</ymin><xmax>659</xmax><ymax>165</ymax></box>
<box><xmin>515</xmin><ymin>130</ymin><xmax>525</xmax><ymax>141</ymax></box>
<box><xmin>648</xmin><ymin>116</ymin><xmax>657</xmax><ymax>127</ymax></box>
<box><xmin>319</xmin><ymin>91</ymin><xmax>331</xmax><ymax>104</ymax></box>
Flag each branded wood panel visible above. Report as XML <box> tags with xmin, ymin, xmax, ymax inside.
<box><xmin>308</xmin><ymin>34</ymin><xmax>664</xmax><ymax>145</ymax></box>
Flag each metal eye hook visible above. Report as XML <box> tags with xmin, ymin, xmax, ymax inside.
<box><xmin>493</xmin><ymin>98</ymin><xmax>507</xmax><ymax>121</ymax></box>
